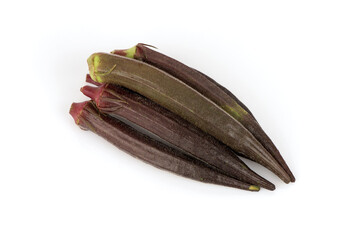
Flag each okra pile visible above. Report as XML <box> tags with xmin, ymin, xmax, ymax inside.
<box><xmin>70</xmin><ymin>43</ymin><xmax>295</xmax><ymax>191</ymax></box>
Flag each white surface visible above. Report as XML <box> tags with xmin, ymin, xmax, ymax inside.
<box><xmin>1</xmin><ymin>1</ymin><xmax>359</xmax><ymax>239</ymax></box>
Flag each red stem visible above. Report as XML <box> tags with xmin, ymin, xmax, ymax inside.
<box><xmin>80</xmin><ymin>85</ymin><xmax>105</xmax><ymax>105</ymax></box>
<box><xmin>111</xmin><ymin>49</ymin><xmax>127</xmax><ymax>56</ymax></box>
<box><xmin>86</xmin><ymin>74</ymin><xmax>101</xmax><ymax>86</ymax></box>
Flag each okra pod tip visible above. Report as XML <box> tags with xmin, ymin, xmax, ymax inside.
<box><xmin>249</xmin><ymin>185</ymin><xmax>260</xmax><ymax>191</ymax></box>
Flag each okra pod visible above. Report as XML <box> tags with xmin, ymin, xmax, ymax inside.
<box><xmin>81</xmin><ymin>84</ymin><xmax>275</xmax><ymax>190</ymax></box>
<box><xmin>112</xmin><ymin>44</ymin><xmax>255</xmax><ymax>117</ymax></box>
<box><xmin>69</xmin><ymin>101</ymin><xmax>259</xmax><ymax>191</ymax></box>
<box><xmin>87</xmin><ymin>53</ymin><xmax>291</xmax><ymax>183</ymax></box>
<box><xmin>112</xmin><ymin>44</ymin><xmax>295</xmax><ymax>182</ymax></box>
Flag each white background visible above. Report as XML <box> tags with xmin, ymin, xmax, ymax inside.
<box><xmin>1</xmin><ymin>1</ymin><xmax>359</xmax><ymax>239</ymax></box>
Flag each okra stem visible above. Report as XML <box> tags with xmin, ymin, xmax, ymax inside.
<box><xmin>86</xmin><ymin>74</ymin><xmax>101</xmax><ymax>86</ymax></box>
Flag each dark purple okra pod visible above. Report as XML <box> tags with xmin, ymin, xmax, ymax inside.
<box><xmin>81</xmin><ymin>84</ymin><xmax>275</xmax><ymax>190</ymax></box>
<box><xmin>112</xmin><ymin>44</ymin><xmax>295</xmax><ymax>182</ymax></box>
<box><xmin>69</xmin><ymin>101</ymin><xmax>259</xmax><ymax>191</ymax></box>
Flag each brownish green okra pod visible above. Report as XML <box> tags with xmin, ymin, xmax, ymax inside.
<box><xmin>112</xmin><ymin>44</ymin><xmax>295</xmax><ymax>182</ymax></box>
<box><xmin>69</xmin><ymin>101</ymin><xmax>259</xmax><ymax>191</ymax></box>
<box><xmin>87</xmin><ymin>53</ymin><xmax>291</xmax><ymax>183</ymax></box>
<box><xmin>81</xmin><ymin>84</ymin><xmax>275</xmax><ymax>190</ymax></box>
<box><xmin>112</xmin><ymin>45</ymin><xmax>255</xmax><ymax>118</ymax></box>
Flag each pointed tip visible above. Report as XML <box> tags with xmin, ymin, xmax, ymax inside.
<box><xmin>249</xmin><ymin>185</ymin><xmax>260</xmax><ymax>191</ymax></box>
<box><xmin>274</xmin><ymin>154</ymin><xmax>296</xmax><ymax>183</ymax></box>
<box><xmin>283</xmin><ymin>176</ymin><xmax>291</xmax><ymax>184</ymax></box>
<box><xmin>245</xmin><ymin>170</ymin><xmax>276</xmax><ymax>191</ymax></box>
<box><xmin>241</xmin><ymin>130</ymin><xmax>292</xmax><ymax>184</ymax></box>
<box><xmin>277</xmin><ymin>158</ymin><xmax>296</xmax><ymax>183</ymax></box>
<box><xmin>269</xmin><ymin>158</ymin><xmax>292</xmax><ymax>183</ymax></box>
<box><xmin>286</xmin><ymin>167</ymin><xmax>296</xmax><ymax>182</ymax></box>
<box><xmin>264</xmin><ymin>183</ymin><xmax>276</xmax><ymax>191</ymax></box>
<box><xmin>290</xmin><ymin>175</ymin><xmax>296</xmax><ymax>182</ymax></box>
<box><xmin>243</xmin><ymin>165</ymin><xmax>276</xmax><ymax>190</ymax></box>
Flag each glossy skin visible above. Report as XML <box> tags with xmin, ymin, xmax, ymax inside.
<box><xmin>81</xmin><ymin>84</ymin><xmax>275</xmax><ymax>190</ymax></box>
<box><xmin>87</xmin><ymin>53</ymin><xmax>291</xmax><ymax>183</ymax></box>
<box><xmin>69</xmin><ymin>101</ymin><xmax>259</xmax><ymax>191</ymax></box>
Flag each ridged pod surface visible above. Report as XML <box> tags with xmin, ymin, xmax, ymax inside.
<box><xmin>81</xmin><ymin>84</ymin><xmax>275</xmax><ymax>190</ymax></box>
<box><xmin>112</xmin><ymin>44</ymin><xmax>295</xmax><ymax>182</ymax></box>
<box><xmin>69</xmin><ymin>101</ymin><xmax>260</xmax><ymax>191</ymax></box>
<box><xmin>87</xmin><ymin>53</ymin><xmax>291</xmax><ymax>183</ymax></box>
